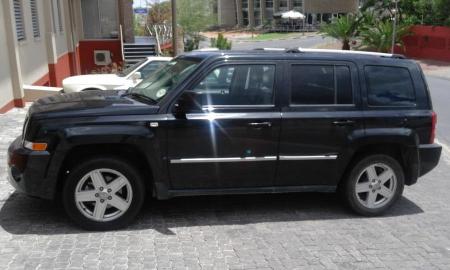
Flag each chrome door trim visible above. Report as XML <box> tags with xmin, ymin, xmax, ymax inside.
<box><xmin>279</xmin><ymin>155</ymin><xmax>338</xmax><ymax>161</ymax></box>
<box><xmin>170</xmin><ymin>156</ymin><xmax>277</xmax><ymax>164</ymax></box>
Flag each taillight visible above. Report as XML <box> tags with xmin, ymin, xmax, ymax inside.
<box><xmin>430</xmin><ymin>111</ymin><xmax>437</xmax><ymax>144</ymax></box>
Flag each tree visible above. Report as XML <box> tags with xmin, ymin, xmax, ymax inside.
<box><xmin>147</xmin><ymin>1</ymin><xmax>172</xmax><ymax>25</ymax></box>
<box><xmin>177</xmin><ymin>0</ymin><xmax>216</xmax><ymax>51</ymax></box>
<box><xmin>319</xmin><ymin>15</ymin><xmax>359</xmax><ymax>50</ymax></box>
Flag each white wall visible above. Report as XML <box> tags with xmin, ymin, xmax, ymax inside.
<box><xmin>17</xmin><ymin>0</ymin><xmax>49</xmax><ymax>85</ymax></box>
<box><xmin>0</xmin><ymin>3</ymin><xmax>15</xmax><ymax>108</ymax></box>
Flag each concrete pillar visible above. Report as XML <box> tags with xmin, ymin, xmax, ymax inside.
<box><xmin>218</xmin><ymin>0</ymin><xmax>237</xmax><ymax>26</ymax></box>
<box><xmin>118</xmin><ymin>0</ymin><xmax>134</xmax><ymax>43</ymax></box>
<box><xmin>273</xmin><ymin>0</ymin><xmax>280</xmax><ymax>13</ymax></box>
<box><xmin>248</xmin><ymin>0</ymin><xmax>255</xmax><ymax>27</ymax></box>
<box><xmin>235</xmin><ymin>0</ymin><xmax>244</xmax><ymax>27</ymax></box>
<box><xmin>2</xmin><ymin>0</ymin><xmax>25</xmax><ymax>104</ymax></box>
<box><xmin>260</xmin><ymin>0</ymin><xmax>266</xmax><ymax>25</ymax></box>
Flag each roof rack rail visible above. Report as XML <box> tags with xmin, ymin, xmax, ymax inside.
<box><xmin>297</xmin><ymin>48</ymin><xmax>406</xmax><ymax>59</ymax></box>
<box><xmin>253</xmin><ymin>47</ymin><xmax>406</xmax><ymax>59</ymax></box>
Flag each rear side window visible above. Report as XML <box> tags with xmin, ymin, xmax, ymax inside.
<box><xmin>291</xmin><ymin>65</ymin><xmax>353</xmax><ymax>105</ymax></box>
<box><xmin>365</xmin><ymin>66</ymin><xmax>416</xmax><ymax>107</ymax></box>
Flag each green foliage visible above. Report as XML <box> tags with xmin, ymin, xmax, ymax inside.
<box><xmin>363</xmin><ymin>0</ymin><xmax>450</xmax><ymax>26</ymax></box>
<box><xmin>133</xmin><ymin>16</ymin><xmax>146</xmax><ymax>36</ymax></box>
<box><xmin>177</xmin><ymin>0</ymin><xmax>216</xmax><ymax>36</ymax></box>
<box><xmin>184</xmin><ymin>35</ymin><xmax>203</xmax><ymax>52</ymax></box>
<box><xmin>358</xmin><ymin>19</ymin><xmax>411</xmax><ymax>53</ymax></box>
<box><xmin>319</xmin><ymin>15</ymin><xmax>359</xmax><ymax>50</ymax></box>
<box><xmin>147</xmin><ymin>1</ymin><xmax>172</xmax><ymax>25</ymax></box>
<box><xmin>210</xmin><ymin>33</ymin><xmax>232</xmax><ymax>50</ymax></box>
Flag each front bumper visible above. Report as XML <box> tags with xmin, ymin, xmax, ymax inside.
<box><xmin>7</xmin><ymin>136</ymin><xmax>54</xmax><ymax>199</ymax></box>
<box><xmin>418</xmin><ymin>143</ymin><xmax>442</xmax><ymax>177</ymax></box>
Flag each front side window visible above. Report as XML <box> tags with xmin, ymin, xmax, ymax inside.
<box><xmin>186</xmin><ymin>64</ymin><xmax>275</xmax><ymax>108</ymax></box>
<box><xmin>365</xmin><ymin>66</ymin><xmax>416</xmax><ymax>107</ymax></box>
<box><xmin>291</xmin><ymin>65</ymin><xmax>353</xmax><ymax>105</ymax></box>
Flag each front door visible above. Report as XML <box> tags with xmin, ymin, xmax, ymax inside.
<box><xmin>166</xmin><ymin>62</ymin><xmax>282</xmax><ymax>190</ymax></box>
<box><xmin>276</xmin><ymin>61</ymin><xmax>364</xmax><ymax>187</ymax></box>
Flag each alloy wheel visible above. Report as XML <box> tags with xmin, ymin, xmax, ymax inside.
<box><xmin>74</xmin><ymin>168</ymin><xmax>133</xmax><ymax>222</ymax></box>
<box><xmin>355</xmin><ymin>163</ymin><xmax>397</xmax><ymax>209</ymax></box>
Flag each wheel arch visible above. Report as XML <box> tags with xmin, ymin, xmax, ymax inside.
<box><xmin>55</xmin><ymin>143</ymin><xmax>154</xmax><ymax>200</ymax></box>
<box><xmin>340</xmin><ymin>142</ymin><xmax>419</xmax><ymax>187</ymax></box>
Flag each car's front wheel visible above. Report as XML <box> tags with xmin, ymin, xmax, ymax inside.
<box><xmin>342</xmin><ymin>154</ymin><xmax>405</xmax><ymax>216</ymax></box>
<box><xmin>63</xmin><ymin>157</ymin><xmax>145</xmax><ymax>230</ymax></box>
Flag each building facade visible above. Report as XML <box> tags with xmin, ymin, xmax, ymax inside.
<box><xmin>218</xmin><ymin>0</ymin><xmax>359</xmax><ymax>27</ymax></box>
<box><xmin>0</xmin><ymin>0</ymin><xmax>134</xmax><ymax>113</ymax></box>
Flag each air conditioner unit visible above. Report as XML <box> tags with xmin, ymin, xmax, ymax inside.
<box><xmin>94</xmin><ymin>50</ymin><xmax>112</xmax><ymax>66</ymax></box>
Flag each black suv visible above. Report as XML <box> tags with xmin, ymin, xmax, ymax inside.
<box><xmin>8</xmin><ymin>49</ymin><xmax>442</xmax><ymax>230</ymax></box>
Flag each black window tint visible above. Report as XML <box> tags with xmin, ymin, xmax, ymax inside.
<box><xmin>365</xmin><ymin>66</ymin><xmax>416</xmax><ymax>107</ymax></box>
<box><xmin>336</xmin><ymin>66</ymin><xmax>353</xmax><ymax>104</ymax></box>
<box><xmin>291</xmin><ymin>65</ymin><xmax>353</xmax><ymax>105</ymax></box>
<box><xmin>189</xmin><ymin>65</ymin><xmax>275</xmax><ymax>106</ymax></box>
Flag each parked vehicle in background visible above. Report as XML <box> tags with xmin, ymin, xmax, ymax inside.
<box><xmin>62</xmin><ymin>57</ymin><xmax>171</xmax><ymax>93</ymax></box>
<box><xmin>7</xmin><ymin>49</ymin><xmax>441</xmax><ymax>230</ymax></box>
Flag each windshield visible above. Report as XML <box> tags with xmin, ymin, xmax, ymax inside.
<box><xmin>118</xmin><ymin>59</ymin><xmax>147</xmax><ymax>77</ymax></box>
<box><xmin>130</xmin><ymin>58</ymin><xmax>200</xmax><ymax>102</ymax></box>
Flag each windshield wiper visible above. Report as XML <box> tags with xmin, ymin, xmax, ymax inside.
<box><xmin>121</xmin><ymin>92</ymin><xmax>156</xmax><ymax>104</ymax></box>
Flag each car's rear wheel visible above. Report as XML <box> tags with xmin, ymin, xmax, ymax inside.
<box><xmin>63</xmin><ymin>157</ymin><xmax>145</xmax><ymax>230</ymax></box>
<box><xmin>342</xmin><ymin>154</ymin><xmax>404</xmax><ymax>216</ymax></box>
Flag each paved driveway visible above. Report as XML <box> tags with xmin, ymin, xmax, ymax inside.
<box><xmin>0</xmin><ymin>79</ymin><xmax>450</xmax><ymax>269</ymax></box>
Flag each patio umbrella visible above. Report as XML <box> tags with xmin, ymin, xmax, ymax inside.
<box><xmin>281</xmin><ymin>10</ymin><xmax>306</xmax><ymax>31</ymax></box>
<box><xmin>281</xmin><ymin>10</ymin><xmax>305</xmax><ymax>20</ymax></box>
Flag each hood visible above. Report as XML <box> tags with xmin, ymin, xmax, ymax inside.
<box><xmin>29</xmin><ymin>90</ymin><xmax>159</xmax><ymax>119</ymax></box>
<box><xmin>63</xmin><ymin>74</ymin><xmax>126</xmax><ymax>86</ymax></box>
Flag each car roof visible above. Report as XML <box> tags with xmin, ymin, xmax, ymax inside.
<box><xmin>146</xmin><ymin>56</ymin><xmax>172</xmax><ymax>61</ymax></box>
<box><xmin>180</xmin><ymin>48</ymin><xmax>412</xmax><ymax>65</ymax></box>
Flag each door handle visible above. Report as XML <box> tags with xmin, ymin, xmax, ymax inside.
<box><xmin>248</xmin><ymin>122</ymin><xmax>272</xmax><ymax>128</ymax></box>
<box><xmin>332</xmin><ymin>120</ymin><xmax>355</xmax><ymax>126</ymax></box>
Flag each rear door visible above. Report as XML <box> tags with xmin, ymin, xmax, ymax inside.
<box><xmin>276</xmin><ymin>60</ymin><xmax>364</xmax><ymax>187</ymax></box>
<box><xmin>362</xmin><ymin>64</ymin><xmax>433</xmax><ymax>144</ymax></box>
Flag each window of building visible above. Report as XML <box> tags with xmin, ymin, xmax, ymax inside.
<box><xmin>242</xmin><ymin>0</ymin><xmax>248</xmax><ymax>9</ymax></box>
<box><xmin>30</xmin><ymin>0</ymin><xmax>40</xmax><ymax>38</ymax></box>
<box><xmin>365</xmin><ymin>66</ymin><xmax>416</xmax><ymax>107</ymax></box>
<box><xmin>266</xmin><ymin>0</ymin><xmax>273</xmax><ymax>8</ymax></box>
<box><xmin>293</xmin><ymin>0</ymin><xmax>303</xmax><ymax>10</ymax></box>
<box><xmin>187</xmin><ymin>65</ymin><xmax>276</xmax><ymax>108</ymax></box>
<box><xmin>81</xmin><ymin>0</ymin><xmax>119</xmax><ymax>39</ymax></box>
<box><xmin>13</xmin><ymin>0</ymin><xmax>26</xmax><ymax>41</ymax></box>
<box><xmin>279</xmin><ymin>0</ymin><xmax>288</xmax><ymax>9</ymax></box>
<box><xmin>291</xmin><ymin>65</ymin><xmax>353</xmax><ymax>105</ymax></box>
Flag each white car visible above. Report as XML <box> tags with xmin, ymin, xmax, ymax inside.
<box><xmin>62</xmin><ymin>57</ymin><xmax>171</xmax><ymax>93</ymax></box>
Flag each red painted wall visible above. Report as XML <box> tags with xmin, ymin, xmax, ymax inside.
<box><xmin>78</xmin><ymin>40</ymin><xmax>123</xmax><ymax>74</ymax></box>
<box><xmin>49</xmin><ymin>53</ymin><xmax>72</xmax><ymax>87</ymax></box>
<box><xmin>396</xmin><ymin>26</ymin><xmax>450</xmax><ymax>62</ymax></box>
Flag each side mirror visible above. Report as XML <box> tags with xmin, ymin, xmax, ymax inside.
<box><xmin>131</xmin><ymin>72</ymin><xmax>142</xmax><ymax>82</ymax></box>
<box><xmin>172</xmin><ymin>91</ymin><xmax>201</xmax><ymax>119</ymax></box>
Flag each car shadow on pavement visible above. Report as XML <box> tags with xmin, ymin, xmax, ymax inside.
<box><xmin>0</xmin><ymin>192</ymin><xmax>423</xmax><ymax>235</ymax></box>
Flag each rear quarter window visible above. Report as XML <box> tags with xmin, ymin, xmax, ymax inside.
<box><xmin>365</xmin><ymin>66</ymin><xmax>416</xmax><ymax>107</ymax></box>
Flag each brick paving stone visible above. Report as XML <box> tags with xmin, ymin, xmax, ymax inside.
<box><xmin>0</xmin><ymin>105</ymin><xmax>450</xmax><ymax>270</ymax></box>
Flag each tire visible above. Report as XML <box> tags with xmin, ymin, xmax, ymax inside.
<box><xmin>63</xmin><ymin>157</ymin><xmax>145</xmax><ymax>230</ymax></box>
<box><xmin>342</xmin><ymin>154</ymin><xmax>405</xmax><ymax>216</ymax></box>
